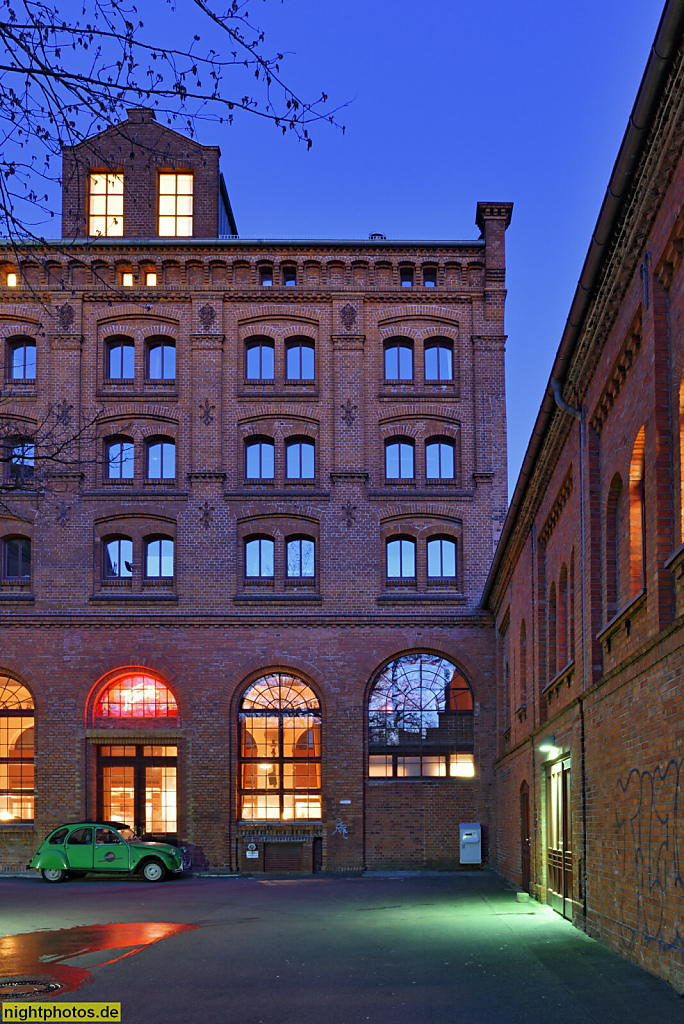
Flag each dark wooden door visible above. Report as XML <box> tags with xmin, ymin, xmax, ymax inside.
<box><xmin>520</xmin><ymin>781</ymin><xmax>531</xmax><ymax>892</ymax></box>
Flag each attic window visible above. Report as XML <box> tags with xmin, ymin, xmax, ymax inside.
<box><xmin>159</xmin><ymin>173</ymin><xmax>193</xmax><ymax>237</ymax></box>
<box><xmin>145</xmin><ymin>272</ymin><xmax>157</xmax><ymax>287</ymax></box>
<box><xmin>121</xmin><ymin>273</ymin><xmax>133</xmax><ymax>288</ymax></box>
<box><xmin>89</xmin><ymin>173</ymin><xmax>124</xmax><ymax>237</ymax></box>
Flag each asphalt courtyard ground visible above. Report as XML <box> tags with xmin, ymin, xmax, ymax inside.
<box><xmin>0</xmin><ymin>870</ymin><xmax>682</xmax><ymax>1024</ymax></box>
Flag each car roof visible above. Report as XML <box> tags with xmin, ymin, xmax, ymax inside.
<box><xmin>48</xmin><ymin>821</ymin><xmax>130</xmax><ymax>831</ymax></box>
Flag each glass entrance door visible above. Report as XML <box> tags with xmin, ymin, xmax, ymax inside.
<box><xmin>546</xmin><ymin>759</ymin><xmax>573</xmax><ymax>919</ymax></box>
<box><xmin>97</xmin><ymin>745</ymin><xmax>177</xmax><ymax>839</ymax></box>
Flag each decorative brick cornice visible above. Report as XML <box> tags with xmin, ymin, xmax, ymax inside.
<box><xmin>191</xmin><ymin>333</ymin><xmax>224</xmax><ymax>350</ymax></box>
<box><xmin>330</xmin><ymin>333</ymin><xmax>365</xmax><ymax>350</ymax></box>
<box><xmin>48</xmin><ymin>333</ymin><xmax>84</xmax><ymax>350</ymax></box>
<box><xmin>538</xmin><ymin>467</ymin><xmax>573</xmax><ymax>547</ymax></box>
<box><xmin>589</xmin><ymin>314</ymin><xmax>642</xmax><ymax>431</ymax></box>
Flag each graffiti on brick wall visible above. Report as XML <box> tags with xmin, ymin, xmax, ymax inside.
<box><xmin>615</xmin><ymin>755</ymin><xmax>684</xmax><ymax>955</ymax></box>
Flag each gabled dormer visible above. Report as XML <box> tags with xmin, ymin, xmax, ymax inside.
<box><xmin>61</xmin><ymin>108</ymin><xmax>237</xmax><ymax>240</ymax></box>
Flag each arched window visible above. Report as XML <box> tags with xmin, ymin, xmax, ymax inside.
<box><xmin>245</xmin><ymin>438</ymin><xmax>275</xmax><ymax>480</ymax></box>
<box><xmin>146</xmin><ymin>438</ymin><xmax>175</xmax><ymax>480</ymax></box>
<box><xmin>103</xmin><ymin>536</ymin><xmax>133</xmax><ymax>578</ymax></box>
<box><xmin>286</xmin><ymin>438</ymin><xmax>315</xmax><ymax>480</ymax></box>
<box><xmin>426</xmin><ymin>439</ymin><xmax>455</xmax><ymax>480</ymax></box>
<box><xmin>107</xmin><ymin>339</ymin><xmax>134</xmax><ymax>380</ymax></box>
<box><xmin>384</xmin><ymin>339</ymin><xmax>413</xmax><ymax>381</ymax></box>
<box><xmin>368</xmin><ymin>653</ymin><xmax>474</xmax><ymax>778</ymax></box>
<box><xmin>548</xmin><ymin>582</ymin><xmax>557</xmax><ymax>679</ymax></box>
<box><xmin>239</xmin><ymin>673</ymin><xmax>321</xmax><ymax>821</ymax></box>
<box><xmin>7</xmin><ymin>439</ymin><xmax>34</xmax><ymax>482</ymax></box>
<box><xmin>558</xmin><ymin>564</ymin><xmax>568</xmax><ymax>669</ymax></box>
<box><xmin>385</xmin><ymin>439</ymin><xmax>414</xmax><ymax>480</ymax></box>
<box><xmin>519</xmin><ymin>620</ymin><xmax>527</xmax><ymax>705</ymax></box>
<box><xmin>286</xmin><ymin>339</ymin><xmax>315</xmax><ymax>380</ymax></box>
<box><xmin>287</xmin><ymin>537</ymin><xmax>315</xmax><ymax>577</ymax></box>
<box><xmin>427</xmin><ymin>537</ymin><xmax>457</xmax><ymax>578</ymax></box>
<box><xmin>245</xmin><ymin>536</ymin><xmax>274</xmax><ymax>578</ymax></box>
<box><xmin>606</xmin><ymin>473</ymin><xmax>624</xmax><ymax>620</ymax></box>
<box><xmin>0</xmin><ymin>677</ymin><xmax>34</xmax><ymax>822</ymax></box>
<box><xmin>245</xmin><ymin>338</ymin><xmax>274</xmax><ymax>380</ymax></box>
<box><xmin>7</xmin><ymin>339</ymin><xmax>36</xmax><ymax>381</ymax></box>
<box><xmin>399</xmin><ymin>265</ymin><xmax>414</xmax><ymax>287</ymax></box>
<box><xmin>145</xmin><ymin>537</ymin><xmax>174</xmax><ymax>578</ymax></box>
<box><xmin>569</xmin><ymin>552</ymin><xmax>575</xmax><ymax>655</ymax></box>
<box><xmin>424</xmin><ymin>339</ymin><xmax>453</xmax><ymax>381</ymax></box>
<box><xmin>386</xmin><ymin>537</ymin><xmax>416</xmax><ymax>578</ymax></box>
<box><xmin>281</xmin><ymin>264</ymin><xmax>297</xmax><ymax>286</ymax></box>
<box><xmin>629</xmin><ymin>427</ymin><xmax>646</xmax><ymax>595</ymax></box>
<box><xmin>96</xmin><ymin>673</ymin><xmax>178</xmax><ymax>717</ymax></box>
<box><xmin>4</xmin><ymin>536</ymin><xmax>31</xmax><ymax>579</ymax></box>
<box><xmin>147</xmin><ymin>340</ymin><xmax>176</xmax><ymax>381</ymax></box>
<box><xmin>106</xmin><ymin>437</ymin><xmax>134</xmax><ymax>480</ymax></box>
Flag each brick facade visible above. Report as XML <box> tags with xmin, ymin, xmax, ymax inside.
<box><xmin>0</xmin><ymin>109</ymin><xmax>511</xmax><ymax>875</ymax></box>
<box><xmin>484</xmin><ymin>4</ymin><xmax>684</xmax><ymax>994</ymax></box>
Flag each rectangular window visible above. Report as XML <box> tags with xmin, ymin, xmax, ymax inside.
<box><xmin>89</xmin><ymin>173</ymin><xmax>124</xmax><ymax>237</ymax></box>
<box><xmin>158</xmin><ymin>173</ymin><xmax>193</xmax><ymax>237</ymax></box>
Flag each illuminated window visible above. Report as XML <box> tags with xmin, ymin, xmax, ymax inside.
<box><xmin>96</xmin><ymin>673</ymin><xmax>178</xmax><ymax>718</ymax></box>
<box><xmin>147</xmin><ymin>340</ymin><xmax>176</xmax><ymax>381</ymax></box>
<box><xmin>426</xmin><ymin>439</ymin><xmax>455</xmax><ymax>480</ymax></box>
<box><xmin>0</xmin><ymin>677</ymin><xmax>34</xmax><ymax>822</ymax></box>
<box><xmin>239</xmin><ymin>673</ymin><xmax>321</xmax><ymax>821</ymax></box>
<box><xmin>6</xmin><ymin>272</ymin><xmax>17</xmax><ymax>288</ymax></box>
<box><xmin>424</xmin><ymin>339</ymin><xmax>453</xmax><ymax>381</ymax></box>
<box><xmin>106</xmin><ymin>438</ymin><xmax>134</xmax><ymax>480</ymax></box>
<box><xmin>122</xmin><ymin>273</ymin><xmax>133</xmax><ymax>288</ymax></box>
<box><xmin>384</xmin><ymin>340</ymin><xmax>413</xmax><ymax>381</ymax></box>
<box><xmin>145</xmin><ymin>272</ymin><xmax>157</xmax><ymax>287</ymax></box>
<box><xmin>89</xmin><ymin>173</ymin><xmax>124</xmax><ymax>237</ymax></box>
<box><xmin>245</xmin><ymin>438</ymin><xmax>275</xmax><ymax>480</ymax></box>
<box><xmin>4</xmin><ymin>537</ymin><xmax>31</xmax><ymax>579</ymax></box>
<box><xmin>98</xmin><ymin>745</ymin><xmax>177</xmax><ymax>836</ymax></box>
<box><xmin>7</xmin><ymin>340</ymin><xmax>36</xmax><ymax>381</ymax></box>
<box><xmin>158</xmin><ymin>173</ymin><xmax>193</xmax><ymax>237</ymax></box>
<box><xmin>368</xmin><ymin>654</ymin><xmax>474</xmax><ymax>779</ymax></box>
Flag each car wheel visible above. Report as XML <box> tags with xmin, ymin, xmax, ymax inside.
<box><xmin>141</xmin><ymin>859</ymin><xmax>167</xmax><ymax>882</ymax></box>
<box><xmin>41</xmin><ymin>868</ymin><xmax>68</xmax><ymax>883</ymax></box>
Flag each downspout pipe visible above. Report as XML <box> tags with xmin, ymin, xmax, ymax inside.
<box><xmin>552</xmin><ymin>379</ymin><xmax>589</xmax><ymax>928</ymax></box>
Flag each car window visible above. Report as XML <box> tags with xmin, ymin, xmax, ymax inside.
<box><xmin>48</xmin><ymin>828</ymin><xmax>69</xmax><ymax>845</ymax></box>
<box><xmin>67</xmin><ymin>828</ymin><xmax>93</xmax><ymax>845</ymax></box>
<box><xmin>96</xmin><ymin>828</ymin><xmax>122</xmax><ymax>844</ymax></box>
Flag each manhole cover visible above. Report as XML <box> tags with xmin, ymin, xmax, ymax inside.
<box><xmin>0</xmin><ymin>978</ymin><xmax>61</xmax><ymax>998</ymax></box>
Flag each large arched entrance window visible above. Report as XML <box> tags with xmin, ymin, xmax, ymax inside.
<box><xmin>239</xmin><ymin>673</ymin><xmax>321</xmax><ymax>821</ymax></box>
<box><xmin>0</xmin><ymin>677</ymin><xmax>34</xmax><ymax>822</ymax></box>
<box><xmin>368</xmin><ymin>653</ymin><xmax>474</xmax><ymax>778</ymax></box>
<box><xmin>94</xmin><ymin>672</ymin><xmax>178</xmax><ymax>838</ymax></box>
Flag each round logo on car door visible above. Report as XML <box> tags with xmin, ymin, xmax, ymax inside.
<box><xmin>104</xmin><ymin>852</ymin><xmax>116</xmax><ymax>862</ymax></box>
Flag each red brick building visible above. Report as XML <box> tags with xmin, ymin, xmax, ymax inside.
<box><xmin>0</xmin><ymin>108</ymin><xmax>512</xmax><ymax>874</ymax></box>
<box><xmin>484</xmin><ymin>0</ymin><xmax>684</xmax><ymax>993</ymax></box>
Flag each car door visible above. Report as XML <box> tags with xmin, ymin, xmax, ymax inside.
<box><xmin>93</xmin><ymin>827</ymin><xmax>130</xmax><ymax>872</ymax></box>
<box><xmin>65</xmin><ymin>827</ymin><xmax>94</xmax><ymax>871</ymax></box>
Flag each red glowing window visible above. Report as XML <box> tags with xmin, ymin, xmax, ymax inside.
<box><xmin>96</xmin><ymin>674</ymin><xmax>178</xmax><ymax>718</ymax></box>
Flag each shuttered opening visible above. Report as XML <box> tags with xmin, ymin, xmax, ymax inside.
<box><xmin>263</xmin><ymin>842</ymin><xmax>303</xmax><ymax>872</ymax></box>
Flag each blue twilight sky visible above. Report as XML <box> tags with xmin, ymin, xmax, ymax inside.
<box><xmin>190</xmin><ymin>0</ymin><xmax>664</xmax><ymax>498</ymax></box>
<box><xmin>30</xmin><ymin>0</ymin><xmax>667</xmax><ymax>498</ymax></box>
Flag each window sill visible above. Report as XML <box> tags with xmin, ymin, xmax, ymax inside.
<box><xmin>90</xmin><ymin>592</ymin><xmax>179</xmax><ymax>603</ymax></box>
<box><xmin>377</xmin><ymin>591</ymin><xmax>466</xmax><ymax>603</ymax></box>
<box><xmin>143</xmin><ymin>480</ymin><xmax>177</xmax><ymax>489</ymax></box>
<box><xmin>234</xmin><ymin>593</ymin><xmax>322</xmax><ymax>603</ymax></box>
<box><xmin>0</xmin><ymin>590</ymin><xmax>34</xmax><ymax>601</ymax></box>
<box><xmin>596</xmin><ymin>589</ymin><xmax>646</xmax><ymax>643</ymax></box>
<box><xmin>541</xmin><ymin>660</ymin><xmax>575</xmax><ymax>695</ymax></box>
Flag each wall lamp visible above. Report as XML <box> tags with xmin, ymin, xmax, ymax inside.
<box><xmin>539</xmin><ymin>735</ymin><xmax>559</xmax><ymax>759</ymax></box>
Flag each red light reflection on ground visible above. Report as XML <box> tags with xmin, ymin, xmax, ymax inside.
<box><xmin>0</xmin><ymin>922</ymin><xmax>198</xmax><ymax>996</ymax></box>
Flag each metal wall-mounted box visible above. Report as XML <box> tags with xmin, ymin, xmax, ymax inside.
<box><xmin>459</xmin><ymin>823</ymin><xmax>481</xmax><ymax>864</ymax></box>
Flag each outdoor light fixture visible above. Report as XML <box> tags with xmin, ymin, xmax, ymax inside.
<box><xmin>539</xmin><ymin>735</ymin><xmax>559</xmax><ymax>759</ymax></box>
